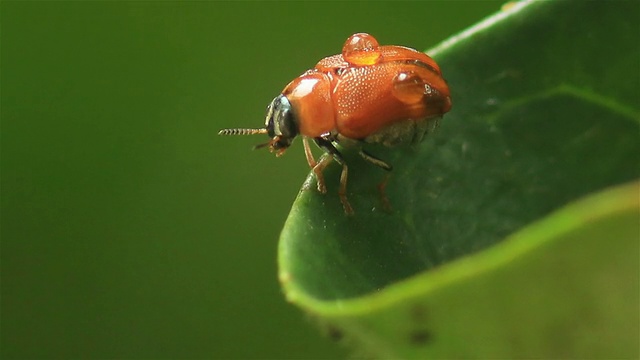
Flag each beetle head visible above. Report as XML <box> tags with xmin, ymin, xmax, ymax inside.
<box><xmin>218</xmin><ymin>94</ymin><xmax>299</xmax><ymax>156</ymax></box>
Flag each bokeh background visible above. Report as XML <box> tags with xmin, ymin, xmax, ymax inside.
<box><xmin>2</xmin><ymin>2</ymin><xmax>504</xmax><ymax>358</ymax></box>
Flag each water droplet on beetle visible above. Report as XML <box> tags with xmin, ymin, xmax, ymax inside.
<box><xmin>342</xmin><ymin>33</ymin><xmax>381</xmax><ymax>66</ymax></box>
<box><xmin>392</xmin><ymin>71</ymin><xmax>424</xmax><ymax>104</ymax></box>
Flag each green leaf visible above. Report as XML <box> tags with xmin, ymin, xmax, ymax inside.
<box><xmin>278</xmin><ymin>1</ymin><xmax>640</xmax><ymax>358</ymax></box>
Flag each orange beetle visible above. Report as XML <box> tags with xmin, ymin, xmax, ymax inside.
<box><xmin>219</xmin><ymin>33</ymin><xmax>451</xmax><ymax>214</ymax></box>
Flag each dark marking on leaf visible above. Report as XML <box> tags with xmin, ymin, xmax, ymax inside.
<box><xmin>410</xmin><ymin>303</ymin><xmax>429</xmax><ymax>322</ymax></box>
<box><xmin>326</xmin><ymin>324</ymin><xmax>344</xmax><ymax>342</ymax></box>
<box><xmin>409</xmin><ymin>329</ymin><xmax>432</xmax><ymax>345</ymax></box>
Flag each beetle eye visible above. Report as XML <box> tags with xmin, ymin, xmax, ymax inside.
<box><xmin>264</xmin><ymin>94</ymin><xmax>298</xmax><ymax>140</ymax></box>
<box><xmin>264</xmin><ymin>102</ymin><xmax>276</xmax><ymax>137</ymax></box>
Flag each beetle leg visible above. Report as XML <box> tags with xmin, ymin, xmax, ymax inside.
<box><xmin>303</xmin><ymin>137</ymin><xmax>327</xmax><ymax>193</ymax></box>
<box><xmin>314</xmin><ymin>154</ymin><xmax>333</xmax><ymax>194</ymax></box>
<box><xmin>358</xmin><ymin>149</ymin><xmax>392</xmax><ymax>171</ymax></box>
<box><xmin>314</xmin><ymin>137</ymin><xmax>354</xmax><ymax>215</ymax></box>
<box><xmin>302</xmin><ymin>137</ymin><xmax>317</xmax><ymax>167</ymax></box>
<box><xmin>359</xmin><ymin>149</ymin><xmax>393</xmax><ymax>212</ymax></box>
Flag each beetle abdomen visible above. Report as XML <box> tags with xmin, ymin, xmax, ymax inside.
<box><xmin>333</xmin><ymin>59</ymin><xmax>449</xmax><ymax>141</ymax></box>
<box><xmin>363</xmin><ymin>116</ymin><xmax>440</xmax><ymax>147</ymax></box>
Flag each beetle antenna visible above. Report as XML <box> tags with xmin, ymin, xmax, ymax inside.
<box><xmin>253</xmin><ymin>142</ymin><xmax>271</xmax><ymax>150</ymax></box>
<box><xmin>218</xmin><ymin>128</ymin><xmax>268</xmax><ymax>136</ymax></box>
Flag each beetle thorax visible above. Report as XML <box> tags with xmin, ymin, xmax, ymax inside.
<box><xmin>282</xmin><ymin>71</ymin><xmax>335</xmax><ymax>138</ymax></box>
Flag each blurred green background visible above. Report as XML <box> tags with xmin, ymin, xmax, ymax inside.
<box><xmin>2</xmin><ymin>2</ymin><xmax>504</xmax><ymax>358</ymax></box>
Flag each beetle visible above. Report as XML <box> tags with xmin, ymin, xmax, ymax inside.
<box><xmin>219</xmin><ymin>33</ymin><xmax>451</xmax><ymax>215</ymax></box>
